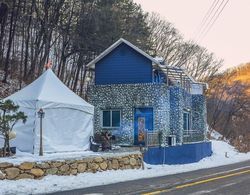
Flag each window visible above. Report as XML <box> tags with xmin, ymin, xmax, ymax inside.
<box><xmin>102</xmin><ymin>110</ymin><xmax>121</xmax><ymax>128</ymax></box>
<box><xmin>183</xmin><ymin>111</ymin><xmax>191</xmax><ymax>130</ymax></box>
<box><xmin>153</xmin><ymin>70</ymin><xmax>164</xmax><ymax>83</ymax></box>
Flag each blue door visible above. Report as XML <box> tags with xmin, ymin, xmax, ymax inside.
<box><xmin>134</xmin><ymin>108</ymin><xmax>153</xmax><ymax>145</ymax></box>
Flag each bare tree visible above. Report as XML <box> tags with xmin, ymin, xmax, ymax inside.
<box><xmin>207</xmin><ymin>70</ymin><xmax>250</xmax><ymax>142</ymax></box>
<box><xmin>0</xmin><ymin>0</ymin><xmax>152</xmax><ymax>98</ymax></box>
<box><xmin>147</xmin><ymin>13</ymin><xmax>223</xmax><ymax>81</ymax></box>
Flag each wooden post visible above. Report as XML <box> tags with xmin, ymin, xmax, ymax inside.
<box><xmin>183</xmin><ymin>77</ymin><xmax>186</xmax><ymax>90</ymax></box>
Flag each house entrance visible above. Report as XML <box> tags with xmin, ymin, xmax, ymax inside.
<box><xmin>134</xmin><ymin>108</ymin><xmax>153</xmax><ymax>145</ymax></box>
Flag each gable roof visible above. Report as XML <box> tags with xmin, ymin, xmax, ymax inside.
<box><xmin>86</xmin><ymin>38</ymin><xmax>206</xmax><ymax>87</ymax></box>
<box><xmin>86</xmin><ymin>38</ymin><xmax>161</xmax><ymax>69</ymax></box>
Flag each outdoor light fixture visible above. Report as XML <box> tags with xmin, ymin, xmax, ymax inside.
<box><xmin>37</xmin><ymin>108</ymin><xmax>45</xmax><ymax>156</ymax></box>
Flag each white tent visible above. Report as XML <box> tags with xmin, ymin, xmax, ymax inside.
<box><xmin>1</xmin><ymin>69</ymin><xmax>94</xmax><ymax>154</ymax></box>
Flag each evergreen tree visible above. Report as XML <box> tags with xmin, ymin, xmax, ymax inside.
<box><xmin>0</xmin><ymin>100</ymin><xmax>27</xmax><ymax>157</ymax></box>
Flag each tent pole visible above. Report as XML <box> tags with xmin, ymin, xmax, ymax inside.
<box><xmin>38</xmin><ymin>109</ymin><xmax>45</xmax><ymax>156</ymax></box>
<box><xmin>39</xmin><ymin>116</ymin><xmax>43</xmax><ymax>156</ymax></box>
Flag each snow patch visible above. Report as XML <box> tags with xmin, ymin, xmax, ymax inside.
<box><xmin>0</xmin><ymin>140</ymin><xmax>249</xmax><ymax>194</ymax></box>
<box><xmin>0</xmin><ymin>149</ymin><xmax>140</xmax><ymax>165</ymax></box>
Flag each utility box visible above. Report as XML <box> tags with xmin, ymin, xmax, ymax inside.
<box><xmin>167</xmin><ymin>135</ymin><xmax>176</xmax><ymax>146</ymax></box>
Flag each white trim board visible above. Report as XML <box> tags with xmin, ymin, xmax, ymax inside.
<box><xmin>86</xmin><ymin>38</ymin><xmax>161</xmax><ymax>69</ymax></box>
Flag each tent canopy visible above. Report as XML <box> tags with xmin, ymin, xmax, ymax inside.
<box><xmin>7</xmin><ymin>69</ymin><xmax>94</xmax><ymax>114</ymax></box>
<box><xmin>1</xmin><ymin>69</ymin><xmax>94</xmax><ymax>154</ymax></box>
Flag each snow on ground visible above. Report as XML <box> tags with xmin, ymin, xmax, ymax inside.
<box><xmin>0</xmin><ymin>150</ymin><xmax>97</xmax><ymax>165</ymax></box>
<box><xmin>0</xmin><ymin>70</ymin><xmax>25</xmax><ymax>99</ymax></box>
<box><xmin>0</xmin><ymin>147</ymin><xmax>139</xmax><ymax>165</ymax></box>
<box><xmin>0</xmin><ymin>140</ymin><xmax>250</xmax><ymax>195</ymax></box>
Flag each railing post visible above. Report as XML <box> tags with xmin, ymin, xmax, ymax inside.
<box><xmin>180</xmin><ymin>73</ymin><xmax>183</xmax><ymax>88</ymax></box>
<box><xmin>166</xmin><ymin>68</ymin><xmax>169</xmax><ymax>86</ymax></box>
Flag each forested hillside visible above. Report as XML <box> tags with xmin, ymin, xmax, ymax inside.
<box><xmin>0</xmin><ymin>0</ymin><xmax>222</xmax><ymax>98</ymax></box>
<box><xmin>207</xmin><ymin>63</ymin><xmax>250</xmax><ymax>152</ymax></box>
<box><xmin>231</xmin><ymin>63</ymin><xmax>250</xmax><ymax>94</ymax></box>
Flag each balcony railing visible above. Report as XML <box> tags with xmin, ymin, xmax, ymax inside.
<box><xmin>145</xmin><ymin>131</ymin><xmax>160</xmax><ymax>147</ymax></box>
<box><xmin>183</xmin><ymin>130</ymin><xmax>205</xmax><ymax>143</ymax></box>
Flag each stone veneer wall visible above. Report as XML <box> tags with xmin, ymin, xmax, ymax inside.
<box><xmin>169</xmin><ymin>86</ymin><xmax>184</xmax><ymax>143</ymax></box>
<box><xmin>88</xmin><ymin>83</ymin><xmax>207</xmax><ymax>145</ymax></box>
<box><xmin>87</xmin><ymin>83</ymin><xmax>170</xmax><ymax>145</ymax></box>
<box><xmin>0</xmin><ymin>153</ymin><xmax>142</xmax><ymax>180</ymax></box>
<box><xmin>191</xmin><ymin>94</ymin><xmax>207</xmax><ymax>140</ymax></box>
<box><xmin>169</xmin><ymin>86</ymin><xmax>206</xmax><ymax>143</ymax></box>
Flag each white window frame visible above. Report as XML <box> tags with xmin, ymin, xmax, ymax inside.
<box><xmin>101</xmin><ymin>110</ymin><xmax>121</xmax><ymax>128</ymax></box>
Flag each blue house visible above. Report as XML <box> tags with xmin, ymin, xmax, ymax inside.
<box><xmin>86</xmin><ymin>38</ymin><xmax>211</xmax><ymax>163</ymax></box>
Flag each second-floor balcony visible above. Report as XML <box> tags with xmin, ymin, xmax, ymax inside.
<box><xmin>152</xmin><ymin>64</ymin><xmax>207</xmax><ymax>95</ymax></box>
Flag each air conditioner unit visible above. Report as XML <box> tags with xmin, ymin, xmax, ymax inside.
<box><xmin>166</xmin><ymin>135</ymin><xmax>176</xmax><ymax>146</ymax></box>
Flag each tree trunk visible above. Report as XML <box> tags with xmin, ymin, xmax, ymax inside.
<box><xmin>73</xmin><ymin>54</ymin><xmax>83</xmax><ymax>92</ymax></box>
<box><xmin>3</xmin><ymin>0</ymin><xmax>16</xmax><ymax>83</ymax></box>
<box><xmin>23</xmin><ymin>0</ymin><xmax>34</xmax><ymax>79</ymax></box>
<box><xmin>0</xmin><ymin>2</ymin><xmax>9</xmax><ymax>66</ymax></box>
<box><xmin>3</xmin><ymin>136</ymin><xmax>7</xmax><ymax>157</ymax></box>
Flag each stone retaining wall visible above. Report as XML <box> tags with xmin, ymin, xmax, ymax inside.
<box><xmin>0</xmin><ymin>153</ymin><xmax>142</xmax><ymax>180</ymax></box>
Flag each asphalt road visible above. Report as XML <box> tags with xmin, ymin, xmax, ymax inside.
<box><xmin>48</xmin><ymin>160</ymin><xmax>250</xmax><ymax>195</ymax></box>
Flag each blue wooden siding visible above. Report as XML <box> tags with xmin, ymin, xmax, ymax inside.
<box><xmin>95</xmin><ymin>43</ymin><xmax>152</xmax><ymax>84</ymax></box>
